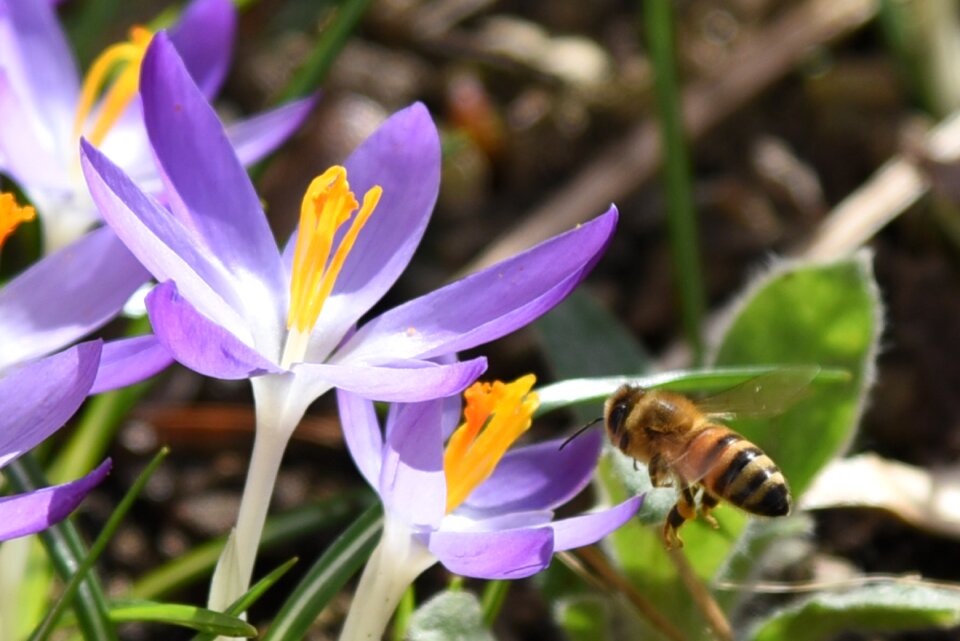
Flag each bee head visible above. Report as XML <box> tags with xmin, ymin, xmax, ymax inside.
<box><xmin>604</xmin><ymin>385</ymin><xmax>645</xmax><ymax>437</ymax></box>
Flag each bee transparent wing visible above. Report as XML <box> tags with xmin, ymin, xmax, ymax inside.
<box><xmin>695</xmin><ymin>365</ymin><xmax>820</xmax><ymax>420</ymax></box>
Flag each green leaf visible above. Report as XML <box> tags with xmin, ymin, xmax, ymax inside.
<box><xmin>535</xmin><ymin>365</ymin><xmax>849</xmax><ymax>416</ymax></box>
<box><xmin>263</xmin><ymin>503</ymin><xmax>383</xmax><ymax>641</ymax></box>
<box><xmin>748</xmin><ymin>582</ymin><xmax>960</xmax><ymax>641</ymax></box>
<box><xmin>710</xmin><ymin>252</ymin><xmax>881</xmax><ymax>497</ymax></box>
<box><xmin>106</xmin><ymin>600</ymin><xmax>256</xmax><ymax>637</ymax></box>
<box><xmin>406</xmin><ymin>591</ymin><xmax>494</xmax><ymax>641</ymax></box>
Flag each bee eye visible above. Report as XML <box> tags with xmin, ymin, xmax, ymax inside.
<box><xmin>609</xmin><ymin>403</ymin><xmax>629</xmax><ymax>433</ymax></box>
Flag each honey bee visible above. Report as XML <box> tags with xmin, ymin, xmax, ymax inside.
<box><xmin>603</xmin><ymin>369</ymin><xmax>814</xmax><ymax>548</ymax></box>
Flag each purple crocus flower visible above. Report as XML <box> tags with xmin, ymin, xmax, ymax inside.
<box><xmin>79</xmin><ymin>34</ymin><xmax>618</xmax><ymax>606</ymax></box>
<box><xmin>336</xmin><ymin>376</ymin><xmax>642</xmax><ymax>640</ymax></box>
<box><xmin>0</xmin><ymin>222</ymin><xmax>172</xmax><ymax>394</ymax></box>
<box><xmin>0</xmin><ymin>340</ymin><xmax>111</xmax><ymax>541</ymax></box>
<box><xmin>0</xmin><ymin>0</ymin><xmax>313</xmax><ymax>252</ymax></box>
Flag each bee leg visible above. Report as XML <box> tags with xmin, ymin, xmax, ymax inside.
<box><xmin>649</xmin><ymin>454</ymin><xmax>670</xmax><ymax>487</ymax></box>
<box><xmin>700</xmin><ymin>491</ymin><xmax>721</xmax><ymax>529</ymax></box>
<box><xmin>662</xmin><ymin>485</ymin><xmax>697</xmax><ymax>549</ymax></box>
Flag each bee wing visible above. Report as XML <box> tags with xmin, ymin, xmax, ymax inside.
<box><xmin>695</xmin><ymin>365</ymin><xmax>820</xmax><ymax>420</ymax></box>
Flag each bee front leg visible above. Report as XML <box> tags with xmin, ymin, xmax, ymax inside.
<box><xmin>662</xmin><ymin>485</ymin><xmax>697</xmax><ymax>549</ymax></box>
<box><xmin>648</xmin><ymin>454</ymin><xmax>670</xmax><ymax>487</ymax></box>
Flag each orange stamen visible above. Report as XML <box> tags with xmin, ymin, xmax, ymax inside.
<box><xmin>0</xmin><ymin>193</ymin><xmax>36</xmax><ymax>249</ymax></box>
<box><xmin>74</xmin><ymin>26</ymin><xmax>153</xmax><ymax>146</ymax></box>
<box><xmin>444</xmin><ymin>375</ymin><xmax>539</xmax><ymax>513</ymax></box>
<box><xmin>286</xmin><ymin>167</ymin><xmax>382</xmax><ymax>336</ymax></box>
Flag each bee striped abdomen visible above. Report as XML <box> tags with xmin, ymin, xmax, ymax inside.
<box><xmin>697</xmin><ymin>426</ymin><xmax>791</xmax><ymax>517</ymax></box>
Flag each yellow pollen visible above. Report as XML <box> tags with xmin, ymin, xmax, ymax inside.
<box><xmin>0</xmin><ymin>193</ymin><xmax>36</xmax><ymax>249</ymax></box>
<box><xmin>443</xmin><ymin>374</ymin><xmax>539</xmax><ymax>513</ymax></box>
<box><xmin>287</xmin><ymin>166</ymin><xmax>382</xmax><ymax>334</ymax></box>
<box><xmin>74</xmin><ymin>26</ymin><xmax>154</xmax><ymax>146</ymax></box>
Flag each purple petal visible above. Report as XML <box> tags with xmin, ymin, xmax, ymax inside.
<box><xmin>551</xmin><ymin>496</ymin><xmax>642</xmax><ymax>552</ymax></box>
<box><xmin>0</xmin><ymin>226</ymin><xmax>149</xmax><ymax>370</ymax></box>
<box><xmin>340</xmin><ymin>207</ymin><xmax>618</xmax><ymax>362</ymax></box>
<box><xmin>167</xmin><ymin>0</ymin><xmax>236</xmax><ymax>98</ymax></box>
<box><xmin>227</xmin><ymin>96</ymin><xmax>316</xmax><ymax>167</ymax></box>
<box><xmin>282</xmin><ymin>104</ymin><xmax>441</xmax><ymax>340</ymax></box>
<box><xmin>146</xmin><ymin>281</ymin><xmax>282</xmax><ymax>379</ymax></box>
<box><xmin>0</xmin><ymin>459</ymin><xmax>111</xmax><ymax>541</ymax></box>
<box><xmin>440</xmin><ymin>392</ymin><xmax>463</xmax><ymax>441</ymax></box>
<box><xmin>293</xmin><ymin>356</ymin><xmax>486</xmax><ymax>403</ymax></box>
<box><xmin>380</xmin><ymin>400</ymin><xmax>446</xmax><ymax>528</ymax></box>
<box><xmin>90</xmin><ymin>335</ymin><xmax>174</xmax><ymax>394</ymax></box>
<box><xmin>426</xmin><ymin>527</ymin><xmax>554</xmax><ymax>579</ymax></box>
<box><xmin>141</xmin><ymin>34</ymin><xmax>284</xmax><ymax>296</ymax></box>
<box><xmin>0</xmin><ymin>0</ymin><xmax>79</xmax><ymax>145</ymax></box>
<box><xmin>448</xmin><ymin>509</ymin><xmax>554</xmax><ymax>531</ymax></box>
<box><xmin>463</xmin><ymin>430</ymin><xmax>603</xmax><ymax>515</ymax></box>
<box><xmin>80</xmin><ymin>138</ymin><xmax>251</xmax><ymax>337</ymax></box>
<box><xmin>0</xmin><ymin>70</ymin><xmax>62</xmax><ymax>188</ymax></box>
<box><xmin>0</xmin><ymin>341</ymin><xmax>101</xmax><ymax>467</ymax></box>
<box><xmin>336</xmin><ymin>389</ymin><xmax>383</xmax><ymax>489</ymax></box>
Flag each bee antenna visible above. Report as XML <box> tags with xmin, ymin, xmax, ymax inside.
<box><xmin>559</xmin><ymin>417</ymin><xmax>603</xmax><ymax>451</ymax></box>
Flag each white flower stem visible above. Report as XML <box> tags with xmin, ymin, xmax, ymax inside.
<box><xmin>208</xmin><ymin>385</ymin><xmax>301</xmax><ymax>612</ymax></box>
<box><xmin>338</xmin><ymin>518</ymin><xmax>435</xmax><ymax>641</ymax></box>
<box><xmin>232</xmin><ymin>428</ymin><xmax>287</xmax><ymax>592</ymax></box>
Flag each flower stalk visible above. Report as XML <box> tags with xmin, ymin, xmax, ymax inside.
<box><xmin>338</xmin><ymin>519</ymin><xmax>435</xmax><ymax>641</ymax></box>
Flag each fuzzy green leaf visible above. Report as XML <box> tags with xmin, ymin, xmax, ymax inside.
<box><xmin>748</xmin><ymin>582</ymin><xmax>960</xmax><ymax>641</ymax></box>
<box><xmin>710</xmin><ymin>252</ymin><xmax>881</xmax><ymax>497</ymax></box>
<box><xmin>406</xmin><ymin>591</ymin><xmax>494</xmax><ymax>641</ymax></box>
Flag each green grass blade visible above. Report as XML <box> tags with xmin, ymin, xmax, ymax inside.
<box><xmin>3</xmin><ymin>454</ymin><xmax>116</xmax><ymax>641</ymax></box>
<box><xmin>263</xmin><ymin>503</ymin><xmax>383</xmax><ymax>641</ymax></box>
<box><xmin>28</xmin><ymin>448</ymin><xmax>169</xmax><ymax>641</ymax></box>
<box><xmin>391</xmin><ymin>585</ymin><xmax>416</xmax><ymax>641</ymax></box>
<box><xmin>644</xmin><ymin>0</ymin><xmax>705</xmax><ymax>363</ymax></box>
<box><xmin>191</xmin><ymin>558</ymin><xmax>299</xmax><ymax>641</ymax></box>
<box><xmin>106</xmin><ymin>600</ymin><xmax>256</xmax><ymax>637</ymax></box>
<box><xmin>278</xmin><ymin>0</ymin><xmax>374</xmax><ymax>101</ymax></box>
<box><xmin>479</xmin><ymin>580</ymin><xmax>510</xmax><ymax>627</ymax></box>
